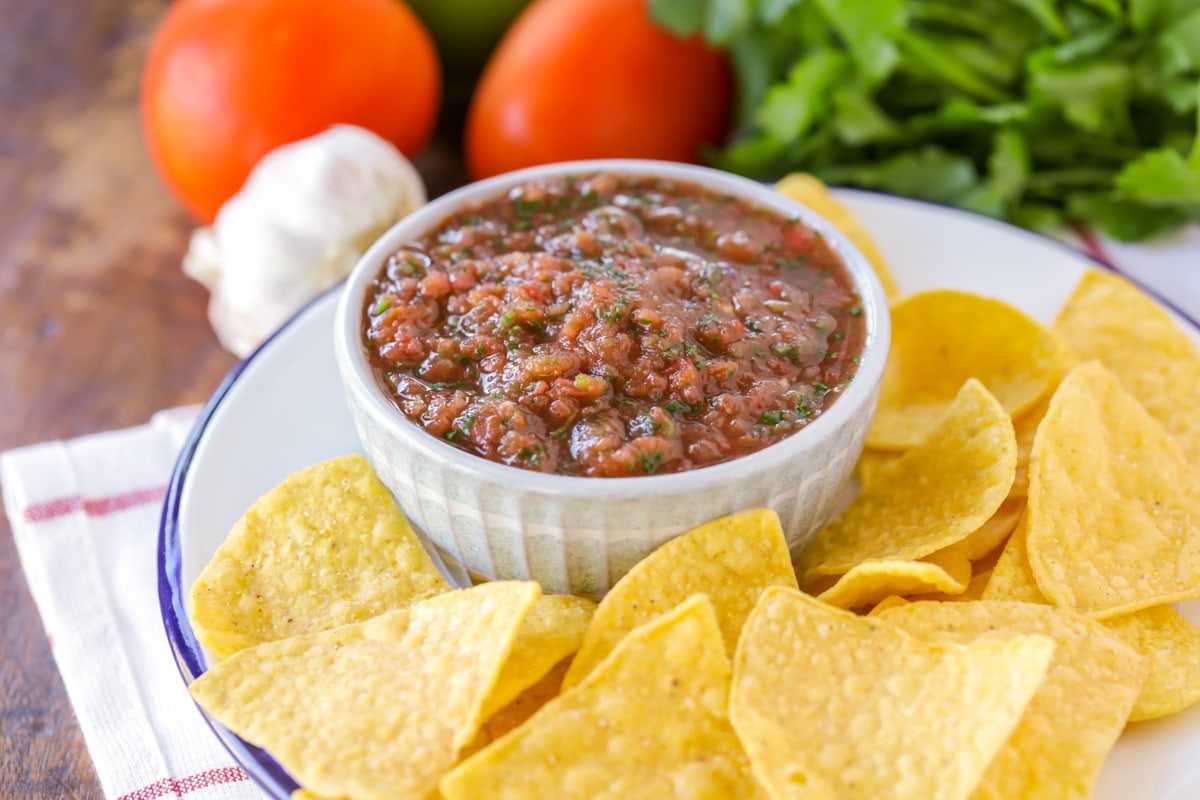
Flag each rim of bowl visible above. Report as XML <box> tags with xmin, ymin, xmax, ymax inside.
<box><xmin>334</xmin><ymin>158</ymin><xmax>891</xmax><ymax>499</ymax></box>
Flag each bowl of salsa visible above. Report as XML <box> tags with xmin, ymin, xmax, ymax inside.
<box><xmin>334</xmin><ymin>159</ymin><xmax>890</xmax><ymax>595</ymax></box>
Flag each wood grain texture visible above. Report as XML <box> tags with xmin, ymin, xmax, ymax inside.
<box><xmin>1</xmin><ymin>1</ymin><xmax>197</xmax><ymax>797</ymax></box>
<box><xmin>0</xmin><ymin>1</ymin><xmax>467</xmax><ymax>797</ymax></box>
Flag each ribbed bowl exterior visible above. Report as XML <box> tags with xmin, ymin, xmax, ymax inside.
<box><xmin>342</xmin><ymin>357</ymin><xmax>877</xmax><ymax>595</ymax></box>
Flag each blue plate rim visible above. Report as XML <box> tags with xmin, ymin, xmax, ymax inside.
<box><xmin>155</xmin><ymin>284</ymin><xmax>347</xmax><ymax>798</ymax></box>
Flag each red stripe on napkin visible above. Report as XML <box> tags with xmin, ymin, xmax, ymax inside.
<box><xmin>22</xmin><ymin>486</ymin><xmax>167</xmax><ymax>524</ymax></box>
<box><xmin>117</xmin><ymin>767</ymin><xmax>250</xmax><ymax>800</ymax></box>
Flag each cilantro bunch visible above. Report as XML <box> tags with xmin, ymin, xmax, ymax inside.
<box><xmin>651</xmin><ymin>0</ymin><xmax>1200</xmax><ymax>240</ymax></box>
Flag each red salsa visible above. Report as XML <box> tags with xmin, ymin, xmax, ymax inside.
<box><xmin>362</xmin><ymin>173</ymin><xmax>866</xmax><ymax>477</ymax></box>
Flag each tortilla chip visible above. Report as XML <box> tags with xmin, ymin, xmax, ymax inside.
<box><xmin>965</xmin><ymin>497</ymin><xmax>1025</xmax><ymax>560</ymax></box>
<box><xmin>441</xmin><ymin>595</ymin><xmax>766</xmax><ymax>800</ymax></box>
<box><xmin>484</xmin><ymin>594</ymin><xmax>595</xmax><ymax>718</ymax></box>
<box><xmin>1010</xmin><ymin>398</ymin><xmax>1050</xmax><ymax>499</ymax></box>
<box><xmin>774</xmin><ymin>172</ymin><xmax>900</xmax><ymax>300</ymax></box>
<box><xmin>1026</xmin><ymin>361</ymin><xmax>1200</xmax><ymax>617</ymax></box>
<box><xmin>881</xmin><ymin>600</ymin><xmax>1146</xmax><ymax>799</ymax></box>
<box><xmin>867</xmin><ymin>595</ymin><xmax>912</xmax><ymax>615</ymax></box>
<box><xmin>981</xmin><ymin>511</ymin><xmax>1048</xmax><ymax>604</ymax></box>
<box><xmin>868</xmin><ymin>290</ymin><xmax>1066</xmax><ymax>449</ymax></box>
<box><xmin>815</xmin><ymin>555</ymin><xmax>971</xmax><ymax>611</ymax></box>
<box><xmin>1054</xmin><ymin>269</ymin><xmax>1200</xmax><ymax>465</ymax></box>
<box><xmin>927</xmin><ymin>497</ymin><xmax>1025</xmax><ymax>587</ymax></box>
<box><xmin>909</xmin><ymin>564</ymin><xmax>997</xmax><ymax>605</ymax></box>
<box><xmin>797</xmin><ymin>379</ymin><xmax>1015</xmax><ymax>585</ymax></box>
<box><xmin>190</xmin><ymin>582</ymin><xmax>539</xmax><ymax>800</ymax></box>
<box><xmin>563</xmin><ymin>509</ymin><xmax>796</xmax><ymax>689</ymax></box>
<box><xmin>1103</xmin><ymin>604</ymin><xmax>1200</xmax><ymax>721</ymax></box>
<box><xmin>854</xmin><ymin>448</ymin><xmax>903</xmax><ymax>490</ymax></box>
<box><xmin>465</xmin><ymin>658</ymin><xmax>572</xmax><ymax>757</ymax></box>
<box><xmin>731</xmin><ymin>587</ymin><xmax>1054</xmax><ymax>800</ymax></box>
<box><xmin>190</xmin><ymin>454</ymin><xmax>451</xmax><ymax>660</ymax></box>
<box><xmin>958</xmin><ymin>566</ymin><xmax>994</xmax><ymax>601</ymax></box>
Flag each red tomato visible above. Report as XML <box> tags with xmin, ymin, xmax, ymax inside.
<box><xmin>465</xmin><ymin>0</ymin><xmax>732</xmax><ymax>180</ymax></box>
<box><xmin>141</xmin><ymin>0</ymin><xmax>440</xmax><ymax>223</ymax></box>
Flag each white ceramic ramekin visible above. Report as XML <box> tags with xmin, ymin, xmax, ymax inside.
<box><xmin>334</xmin><ymin>159</ymin><xmax>890</xmax><ymax>595</ymax></box>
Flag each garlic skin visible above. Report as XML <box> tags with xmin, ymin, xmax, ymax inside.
<box><xmin>184</xmin><ymin>125</ymin><xmax>427</xmax><ymax>357</ymax></box>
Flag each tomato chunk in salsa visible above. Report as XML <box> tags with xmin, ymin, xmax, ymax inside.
<box><xmin>362</xmin><ymin>173</ymin><xmax>866</xmax><ymax>477</ymax></box>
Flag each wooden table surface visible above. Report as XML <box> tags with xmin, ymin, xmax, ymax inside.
<box><xmin>0</xmin><ymin>2</ymin><xmax>467</xmax><ymax>796</ymax></box>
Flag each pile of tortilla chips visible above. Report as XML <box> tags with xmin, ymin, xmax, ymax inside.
<box><xmin>186</xmin><ymin>490</ymin><xmax>1050</xmax><ymax>800</ymax></box>
<box><xmin>185</xmin><ymin>181</ymin><xmax>1200</xmax><ymax>799</ymax></box>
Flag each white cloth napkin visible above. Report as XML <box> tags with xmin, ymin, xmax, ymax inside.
<box><xmin>1</xmin><ymin>406</ymin><xmax>261</xmax><ymax>800</ymax></box>
<box><xmin>1</xmin><ymin>228</ymin><xmax>1197</xmax><ymax>800</ymax></box>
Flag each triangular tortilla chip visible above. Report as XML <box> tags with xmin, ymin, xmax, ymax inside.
<box><xmin>1026</xmin><ymin>361</ymin><xmax>1200</xmax><ymax>617</ymax></box>
<box><xmin>442</xmin><ymin>595</ymin><xmax>766</xmax><ymax>800</ymax></box>
<box><xmin>190</xmin><ymin>454</ymin><xmax>451</xmax><ymax>659</ymax></box>
<box><xmin>191</xmin><ymin>582</ymin><xmax>539</xmax><ymax>800</ymax></box>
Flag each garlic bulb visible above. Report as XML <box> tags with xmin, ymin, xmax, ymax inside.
<box><xmin>184</xmin><ymin>125</ymin><xmax>427</xmax><ymax>357</ymax></box>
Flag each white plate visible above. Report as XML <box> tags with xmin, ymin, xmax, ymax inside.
<box><xmin>159</xmin><ymin>189</ymin><xmax>1200</xmax><ymax>800</ymax></box>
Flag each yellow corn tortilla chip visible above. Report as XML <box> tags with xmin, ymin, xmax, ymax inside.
<box><xmin>774</xmin><ymin>172</ymin><xmax>900</xmax><ymax>300</ymax></box>
<box><xmin>441</xmin><ymin>595</ymin><xmax>767</xmax><ymax>800</ymax></box>
<box><xmin>958</xmin><ymin>566</ymin><xmax>994</xmax><ymax>601</ymax></box>
<box><xmin>863</xmin><ymin>421</ymin><xmax>1033</xmax><ymax>512</ymax></box>
<box><xmin>1055</xmin><ymin>269</ymin><xmax>1200</xmax><ymax>465</ymax></box>
<box><xmin>858</xmin><ymin>456</ymin><xmax>1022</xmax><ymax>566</ymax></box>
<box><xmin>928</xmin><ymin>496</ymin><xmax>1026</xmax><ymax>576</ymax></box>
<box><xmin>562</xmin><ymin>509</ymin><xmax>796</xmax><ymax>689</ymax></box>
<box><xmin>1103</xmin><ymin>605</ymin><xmax>1200</xmax><ymax>722</ymax></box>
<box><xmin>484</xmin><ymin>594</ymin><xmax>595</xmax><ymax>718</ymax></box>
<box><xmin>815</xmin><ymin>553</ymin><xmax>971</xmax><ymax>611</ymax></box>
<box><xmin>981</xmin><ymin>511</ymin><xmax>1048</xmax><ymax>604</ymax></box>
<box><xmin>1010</xmin><ymin>340</ymin><xmax>1076</xmax><ymax>498</ymax></box>
<box><xmin>868</xmin><ymin>290</ymin><xmax>1067</xmax><ymax>449</ymax></box>
<box><xmin>1010</xmin><ymin>398</ymin><xmax>1050</xmax><ymax>499</ymax></box>
<box><xmin>189</xmin><ymin>454</ymin><xmax>451</xmax><ymax>660</ymax></box>
<box><xmin>465</xmin><ymin>658</ymin><xmax>573</xmax><ymax>758</ymax></box>
<box><xmin>881</xmin><ymin>600</ymin><xmax>1146</xmax><ymax>800</ymax></box>
<box><xmin>964</xmin><ymin>496</ymin><xmax>1025</xmax><ymax>560</ymax></box>
<box><xmin>849</xmin><ymin>471</ymin><xmax>1020</xmax><ymax>605</ymax></box>
<box><xmin>731</xmin><ymin>587</ymin><xmax>1054</xmax><ymax>800</ymax></box>
<box><xmin>867</xmin><ymin>595</ymin><xmax>911</xmax><ymax>615</ymax></box>
<box><xmin>190</xmin><ymin>581</ymin><xmax>539</xmax><ymax>800</ymax></box>
<box><xmin>797</xmin><ymin>379</ymin><xmax>1015</xmax><ymax>585</ymax></box>
<box><xmin>854</xmin><ymin>447</ymin><xmax>903</xmax><ymax>490</ymax></box>
<box><xmin>1026</xmin><ymin>361</ymin><xmax>1200</xmax><ymax>618</ymax></box>
<box><xmin>908</xmin><ymin>561</ymin><xmax>997</xmax><ymax>605</ymax></box>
